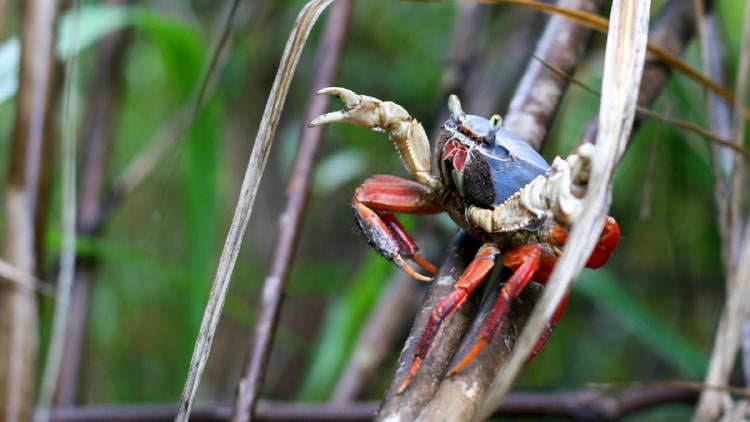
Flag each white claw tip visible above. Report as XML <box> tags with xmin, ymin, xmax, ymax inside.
<box><xmin>316</xmin><ymin>86</ymin><xmax>360</xmax><ymax>108</ymax></box>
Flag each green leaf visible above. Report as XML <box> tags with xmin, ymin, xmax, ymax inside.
<box><xmin>576</xmin><ymin>270</ymin><xmax>707</xmax><ymax>378</ymax></box>
<box><xmin>57</xmin><ymin>5</ymin><xmax>145</xmax><ymax>60</ymax></box>
<box><xmin>180</xmin><ymin>98</ymin><xmax>221</xmax><ymax>328</ymax></box>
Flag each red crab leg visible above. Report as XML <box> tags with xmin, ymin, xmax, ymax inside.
<box><xmin>510</xmin><ymin>245</ymin><xmax>571</xmax><ymax>362</ymax></box>
<box><xmin>397</xmin><ymin>243</ymin><xmax>501</xmax><ymax>394</ymax></box>
<box><xmin>447</xmin><ymin>244</ymin><xmax>541</xmax><ymax>376</ymax></box>
<box><xmin>526</xmin><ymin>292</ymin><xmax>569</xmax><ymax>362</ymax></box>
<box><xmin>548</xmin><ymin>216</ymin><xmax>621</xmax><ymax>269</ymax></box>
<box><xmin>353</xmin><ymin>174</ymin><xmax>442</xmax><ymax>280</ymax></box>
<box><xmin>447</xmin><ymin>218</ymin><xmax>621</xmax><ymax>374</ymax></box>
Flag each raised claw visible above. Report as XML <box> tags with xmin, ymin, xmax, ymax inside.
<box><xmin>309</xmin><ymin>87</ymin><xmax>438</xmax><ymax>188</ymax></box>
<box><xmin>309</xmin><ymin>87</ymin><xmax>397</xmax><ymax>130</ymax></box>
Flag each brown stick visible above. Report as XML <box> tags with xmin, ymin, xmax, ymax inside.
<box><xmin>581</xmin><ymin>0</ymin><xmax>699</xmax><ymax>145</ymax></box>
<box><xmin>230</xmin><ymin>1</ymin><xmax>352</xmax><ymax>420</ymax></box>
<box><xmin>504</xmin><ymin>0</ymin><xmax>605</xmax><ymax>150</ymax></box>
<box><xmin>0</xmin><ymin>0</ymin><xmax>57</xmax><ymax>420</ymax></box>
<box><xmin>377</xmin><ymin>231</ymin><xmax>484</xmax><ymax>420</ymax></box>
<box><xmin>41</xmin><ymin>385</ymin><xmax>698</xmax><ymax>421</ymax></box>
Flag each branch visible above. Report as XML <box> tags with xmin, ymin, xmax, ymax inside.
<box><xmin>41</xmin><ymin>386</ymin><xmax>698</xmax><ymax>421</ymax></box>
<box><xmin>0</xmin><ymin>0</ymin><xmax>58</xmax><ymax>420</ymax></box>
<box><xmin>377</xmin><ymin>231</ymin><xmax>483</xmax><ymax>420</ymax></box>
<box><xmin>504</xmin><ymin>0</ymin><xmax>605</xmax><ymax>150</ymax></box>
<box><xmin>581</xmin><ymin>0</ymin><xmax>699</xmax><ymax>144</ymax></box>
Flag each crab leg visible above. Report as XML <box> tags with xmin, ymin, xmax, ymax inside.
<box><xmin>546</xmin><ymin>216</ymin><xmax>621</xmax><ymax>269</ymax></box>
<box><xmin>309</xmin><ymin>87</ymin><xmax>439</xmax><ymax>188</ymax></box>
<box><xmin>526</xmin><ymin>292</ymin><xmax>569</xmax><ymax>362</ymax></box>
<box><xmin>397</xmin><ymin>243</ymin><xmax>501</xmax><ymax>394</ymax></box>
<box><xmin>446</xmin><ymin>244</ymin><xmax>541</xmax><ymax>376</ymax></box>
<box><xmin>353</xmin><ymin>175</ymin><xmax>442</xmax><ymax>281</ymax></box>
<box><xmin>447</xmin><ymin>217</ymin><xmax>620</xmax><ymax>375</ymax></box>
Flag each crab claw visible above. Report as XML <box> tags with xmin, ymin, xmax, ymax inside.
<box><xmin>309</xmin><ymin>87</ymin><xmax>437</xmax><ymax>188</ymax></box>
<box><xmin>315</xmin><ymin>87</ymin><xmax>361</xmax><ymax>110</ymax></box>
<box><xmin>309</xmin><ymin>87</ymin><xmax>400</xmax><ymax>130</ymax></box>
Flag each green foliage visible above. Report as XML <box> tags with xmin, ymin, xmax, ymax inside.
<box><xmin>297</xmin><ymin>253</ymin><xmax>393</xmax><ymax>401</ymax></box>
<box><xmin>576</xmin><ymin>270</ymin><xmax>707</xmax><ymax>378</ymax></box>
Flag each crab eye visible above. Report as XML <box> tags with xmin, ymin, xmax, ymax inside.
<box><xmin>490</xmin><ymin>114</ymin><xmax>503</xmax><ymax>129</ymax></box>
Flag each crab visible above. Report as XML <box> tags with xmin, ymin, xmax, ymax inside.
<box><xmin>309</xmin><ymin>87</ymin><xmax>620</xmax><ymax>393</ymax></box>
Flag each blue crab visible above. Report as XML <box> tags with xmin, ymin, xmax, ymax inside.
<box><xmin>309</xmin><ymin>87</ymin><xmax>619</xmax><ymax>392</ymax></box>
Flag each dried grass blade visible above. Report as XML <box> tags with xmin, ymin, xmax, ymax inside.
<box><xmin>474</xmin><ymin>2</ymin><xmax>651</xmax><ymax>419</ymax></box>
<box><xmin>174</xmin><ymin>1</ymin><xmax>335</xmax><ymax>420</ymax></box>
<box><xmin>693</xmin><ymin>0</ymin><xmax>750</xmax><ymax>419</ymax></box>
<box><xmin>34</xmin><ymin>1</ymin><xmax>80</xmax><ymax>420</ymax></box>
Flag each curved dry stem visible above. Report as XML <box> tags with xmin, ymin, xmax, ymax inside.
<box><xmin>231</xmin><ymin>0</ymin><xmax>352</xmax><ymax>419</ymax></box>
<box><xmin>476</xmin><ymin>2</ymin><xmax>651</xmax><ymax>420</ymax></box>
<box><xmin>175</xmin><ymin>1</ymin><xmax>335</xmax><ymax>420</ymax></box>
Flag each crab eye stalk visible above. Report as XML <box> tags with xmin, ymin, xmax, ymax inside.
<box><xmin>477</xmin><ymin>114</ymin><xmax>504</xmax><ymax>145</ymax></box>
<box><xmin>448</xmin><ymin>94</ymin><xmax>466</xmax><ymax>123</ymax></box>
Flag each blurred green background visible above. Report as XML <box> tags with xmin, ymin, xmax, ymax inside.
<box><xmin>1</xmin><ymin>1</ymin><xmax>746</xmax><ymax>419</ymax></box>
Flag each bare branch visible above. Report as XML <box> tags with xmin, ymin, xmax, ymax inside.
<box><xmin>377</xmin><ymin>231</ymin><xmax>483</xmax><ymax>420</ymax></box>
<box><xmin>41</xmin><ymin>385</ymin><xmax>699</xmax><ymax>421</ymax></box>
<box><xmin>0</xmin><ymin>259</ymin><xmax>52</xmax><ymax>295</ymax></box>
<box><xmin>504</xmin><ymin>0</ymin><xmax>605</xmax><ymax>150</ymax></box>
<box><xmin>0</xmin><ymin>0</ymin><xmax>58</xmax><ymax>419</ymax></box>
